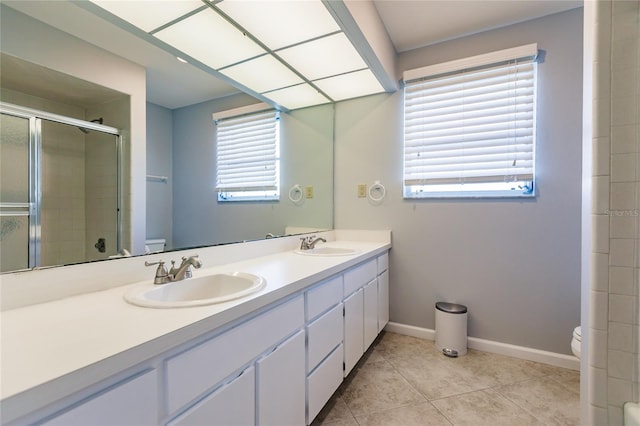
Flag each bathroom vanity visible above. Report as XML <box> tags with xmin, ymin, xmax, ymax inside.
<box><xmin>0</xmin><ymin>230</ymin><xmax>390</xmax><ymax>425</ymax></box>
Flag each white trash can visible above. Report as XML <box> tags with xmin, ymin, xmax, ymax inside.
<box><xmin>435</xmin><ymin>302</ymin><xmax>468</xmax><ymax>357</ymax></box>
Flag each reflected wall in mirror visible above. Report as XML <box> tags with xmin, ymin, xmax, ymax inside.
<box><xmin>0</xmin><ymin>1</ymin><xmax>334</xmax><ymax>273</ymax></box>
<box><xmin>148</xmin><ymin>96</ymin><xmax>334</xmax><ymax>251</ymax></box>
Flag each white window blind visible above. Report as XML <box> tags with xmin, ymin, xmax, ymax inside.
<box><xmin>215</xmin><ymin>110</ymin><xmax>280</xmax><ymax>201</ymax></box>
<box><xmin>403</xmin><ymin>45</ymin><xmax>537</xmax><ymax>198</ymax></box>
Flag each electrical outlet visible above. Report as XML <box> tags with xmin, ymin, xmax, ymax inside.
<box><xmin>357</xmin><ymin>184</ymin><xmax>367</xmax><ymax>198</ymax></box>
<box><xmin>305</xmin><ymin>186</ymin><xmax>314</xmax><ymax>199</ymax></box>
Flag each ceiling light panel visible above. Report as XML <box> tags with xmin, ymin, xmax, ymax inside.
<box><xmin>216</xmin><ymin>0</ymin><xmax>340</xmax><ymax>50</ymax></box>
<box><xmin>154</xmin><ymin>8</ymin><xmax>265</xmax><ymax>70</ymax></box>
<box><xmin>278</xmin><ymin>33</ymin><xmax>368</xmax><ymax>81</ymax></box>
<box><xmin>314</xmin><ymin>69</ymin><xmax>384</xmax><ymax>101</ymax></box>
<box><xmin>263</xmin><ymin>84</ymin><xmax>330</xmax><ymax>110</ymax></box>
<box><xmin>91</xmin><ymin>0</ymin><xmax>203</xmax><ymax>32</ymax></box>
<box><xmin>219</xmin><ymin>55</ymin><xmax>303</xmax><ymax>94</ymax></box>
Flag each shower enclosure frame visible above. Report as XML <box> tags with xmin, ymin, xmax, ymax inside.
<box><xmin>0</xmin><ymin>101</ymin><xmax>122</xmax><ymax>269</ymax></box>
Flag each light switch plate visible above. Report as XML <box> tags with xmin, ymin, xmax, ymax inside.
<box><xmin>357</xmin><ymin>184</ymin><xmax>366</xmax><ymax>198</ymax></box>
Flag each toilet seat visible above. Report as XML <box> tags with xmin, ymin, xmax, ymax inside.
<box><xmin>573</xmin><ymin>326</ymin><xmax>582</xmax><ymax>342</ymax></box>
<box><xmin>571</xmin><ymin>326</ymin><xmax>581</xmax><ymax>359</ymax></box>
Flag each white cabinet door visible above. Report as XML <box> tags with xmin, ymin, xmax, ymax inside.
<box><xmin>363</xmin><ymin>278</ymin><xmax>378</xmax><ymax>350</ymax></box>
<box><xmin>169</xmin><ymin>367</ymin><xmax>254</xmax><ymax>426</ymax></box>
<box><xmin>44</xmin><ymin>370</ymin><xmax>157</xmax><ymax>426</ymax></box>
<box><xmin>378</xmin><ymin>269</ymin><xmax>389</xmax><ymax>333</ymax></box>
<box><xmin>257</xmin><ymin>330</ymin><xmax>306</xmax><ymax>426</ymax></box>
<box><xmin>343</xmin><ymin>288</ymin><xmax>363</xmax><ymax>377</ymax></box>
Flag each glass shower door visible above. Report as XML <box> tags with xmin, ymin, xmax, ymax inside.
<box><xmin>0</xmin><ymin>113</ymin><xmax>36</xmax><ymax>272</ymax></box>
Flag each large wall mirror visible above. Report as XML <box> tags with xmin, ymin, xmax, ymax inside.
<box><xmin>0</xmin><ymin>1</ymin><xmax>334</xmax><ymax>273</ymax></box>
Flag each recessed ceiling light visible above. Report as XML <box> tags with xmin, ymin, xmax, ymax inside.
<box><xmin>277</xmin><ymin>33</ymin><xmax>367</xmax><ymax>81</ymax></box>
<box><xmin>176</xmin><ymin>57</ymin><xmax>188</xmax><ymax>64</ymax></box>
<box><xmin>154</xmin><ymin>8</ymin><xmax>265</xmax><ymax>70</ymax></box>
<box><xmin>216</xmin><ymin>0</ymin><xmax>340</xmax><ymax>50</ymax></box>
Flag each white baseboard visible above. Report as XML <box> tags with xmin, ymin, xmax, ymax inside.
<box><xmin>384</xmin><ymin>321</ymin><xmax>580</xmax><ymax>371</ymax></box>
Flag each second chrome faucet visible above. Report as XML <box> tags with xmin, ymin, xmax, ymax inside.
<box><xmin>145</xmin><ymin>255</ymin><xmax>202</xmax><ymax>285</ymax></box>
<box><xmin>299</xmin><ymin>236</ymin><xmax>326</xmax><ymax>250</ymax></box>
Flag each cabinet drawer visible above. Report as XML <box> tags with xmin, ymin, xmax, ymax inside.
<box><xmin>306</xmin><ymin>275</ymin><xmax>343</xmax><ymax>321</ymax></box>
<box><xmin>168</xmin><ymin>367</ymin><xmax>254</xmax><ymax>426</ymax></box>
<box><xmin>45</xmin><ymin>370</ymin><xmax>157</xmax><ymax>426</ymax></box>
<box><xmin>377</xmin><ymin>252</ymin><xmax>388</xmax><ymax>274</ymax></box>
<box><xmin>307</xmin><ymin>303</ymin><xmax>343</xmax><ymax>372</ymax></box>
<box><xmin>343</xmin><ymin>259</ymin><xmax>376</xmax><ymax>297</ymax></box>
<box><xmin>307</xmin><ymin>344</ymin><xmax>344</xmax><ymax>424</ymax></box>
<box><xmin>165</xmin><ymin>295</ymin><xmax>304</xmax><ymax>414</ymax></box>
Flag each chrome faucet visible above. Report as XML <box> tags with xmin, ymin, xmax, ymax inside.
<box><xmin>299</xmin><ymin>236</ymin><xmax>327</xmax><ymax>250</ymax></box>
<box><xmin>169</xmin><ymin>255</ymin><xmax>202</xmax><ymax>281</ymax></box>
<box><xmin>145</xmin><ymin>254</ymin><xmax>202</xmax><ymax>285</ymax></box>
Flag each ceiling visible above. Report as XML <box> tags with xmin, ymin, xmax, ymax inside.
<box><xmin>3</xmin><ymin>0</ymin><xmax>583</xmax><ymax>110</ymax></box>
<box><xmin>373</xmin><ymin>0</ymin><xmax>582</xmax><ymax>53</ymax></box>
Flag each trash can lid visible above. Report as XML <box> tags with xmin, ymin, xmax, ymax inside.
<box><xmin>436</xmin><ymin>302</ymin><xmax>467</xmax><ymax>314</ymax></box>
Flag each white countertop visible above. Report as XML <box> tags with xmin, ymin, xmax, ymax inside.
<box><xmin>0</xmin><ymin>234</ymin><xmax>390</xmax><ymax>422</ymax></box>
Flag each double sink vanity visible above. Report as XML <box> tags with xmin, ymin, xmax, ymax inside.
<box><xmin>0</xmin><ymin>230</ymin><xmax>391</xmax><ymax>425</ymax></box>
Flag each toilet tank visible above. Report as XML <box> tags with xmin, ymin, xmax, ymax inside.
<box><xmin>145</xmin><ymin>239</ymin><xmax>166</xmax><ymax>253</ymax></box>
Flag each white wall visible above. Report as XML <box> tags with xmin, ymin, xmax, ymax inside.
<box><xmin>146</xmin><ymin>102</ymin><xmax>173</xmax><ymax>250</ymax></box>
<box><xmin>587</xmin><ymin>1</ymin><xmax>640</xmax><ymax>424</ymax></box>
<box><xmin>334</xmin><ymin>9</ymin><xmax>584</xmax><ymax>354</ymax></box>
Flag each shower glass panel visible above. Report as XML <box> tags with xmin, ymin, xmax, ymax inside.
<box><xmin>39</xmin><ymin>120</ymin><xmax>120</xmax><ymax>266</ymax></box>
<box><xmin>0</xmin><ymin>113</ymin><xmax>31</xmax><ymax>272</ymax></box>
<box><xmin>0</xmin><ymin>103</ymin><xmax>121</xmax><ymax>271</ymax></box>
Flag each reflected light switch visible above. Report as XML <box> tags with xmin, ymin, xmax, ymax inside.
<box><xmin>358</xmin><ymin>184</ymin><xmax>366</xmax><ymax>198</ymax></box>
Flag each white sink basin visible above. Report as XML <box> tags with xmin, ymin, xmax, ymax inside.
<box><xmin>295</xmin><ymin>247</ymin><xmax>359</xmax><ymax>256</ymax></box>
<box><xmin>124</xmin><ymin>272</ymin><xmax>266</xmax><ymax>308</ymax></box>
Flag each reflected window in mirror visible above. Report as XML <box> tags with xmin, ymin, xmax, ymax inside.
<box><xmin>215</xmin><ymin>110</ymin><xmax>280</xmax><ymax>202</ymax></box>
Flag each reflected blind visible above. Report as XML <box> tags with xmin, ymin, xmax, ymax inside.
<box><xmin>215</xmin><ymin>110</ymin><xmax>279</xmax><ymax>193</ymax></box>
<box><xmin>403</xmin><ymin>46</ymin><xmax>537</xmax><ymax>196</ymax></box>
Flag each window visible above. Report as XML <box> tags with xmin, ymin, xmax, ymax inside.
<box><xmin>215</xmin><ymin>109</ymin><xmax>280</xmax><ymax>201</ymax></box>
<box><xmin>403</xmin><ymin>44</ymin><xmax>538</xmax><ymax>198</ymax></box>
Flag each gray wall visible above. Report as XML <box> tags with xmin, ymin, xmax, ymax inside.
<box><xmin>171</xmin><ymin>93</ymin><xmax>334</xmax><ymax>249</ymax></box>
<box><xmin>334</xmin><ymin>9</ymin><xmax>583</xmax><ymax>354</ymax></box>
<box><xmin>146</xmin><ymin>102</ymin><xmax>173</xmax><ymax>249</ymax></box>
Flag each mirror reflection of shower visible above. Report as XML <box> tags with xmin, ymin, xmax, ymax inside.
<box><xmin>0</xmin><ymin>103</ymin><xmax>121</xmax><ymax>272</ymax></box>
<box><xmin>77</xmin><ymin>117</ymin><xmax>103</xmax><ymax>134</ymax></box>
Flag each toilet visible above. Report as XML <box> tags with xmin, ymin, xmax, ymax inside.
<box><xmin>571</xmin><ymin>326</ymin><xmax>581</xmax><ymax>359</ymax></box>
<box><xmin>145</xmin><ymin>238</ymin><xmax>166</xmax><ymax>253</ymax></box>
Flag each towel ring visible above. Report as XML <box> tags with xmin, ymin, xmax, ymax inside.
<box><xmin>289</xmin><ymin>184</ymin><xmax>304</xmax><ymax>204</ymax></box>
<box><xmin>368</xmin><ymin>181</ymin><xmax>386</xmax><ymax>202</ymax></box>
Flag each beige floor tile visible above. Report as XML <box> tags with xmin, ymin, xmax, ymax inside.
<box><xmin>315</xmin><ymin>333</ymin><xmax>583</xmax><ymax>426</ymax></box>
<box><xmin>549</xmin><ymin>368</ymin><xmax>581</xmax><ymax>395</ymax></box>
<box><xmin>318</xmin><ymin>419</ymin><xmax>359</xmax><ymax>426</ymax></box>
<box><xmin>496</xmin><ymin>376</ymin><xmax>581</xmax><ymax>426</ymax></box>
<box><xmin>340</xmin><ymin>359</ymin><xmax>426</xmax><ymax>416</ymax></box>
<box><xmin>389</xmin><ymin>352</ymin><xmax>495</xmax><ymax>400</ymax></box>
<box><xmin>453</xmin><ymin>350</ymin><xmax>569</xmax><ymax>385</ymax></box>
<box><xmin>373</xmin><ymin>331</ymin><xmax>442</xmax><ymax>360</ymax></box>
<box><xmin>431</xmin><ymin>388</ymin><xmax>543</xmax><ymax>426</ymax></box>
<box><xmin>311</xmin><ymin>393</ymin><xmax>355</xmax><ymax>425</ymax></box>
<box><xmin>355</xmin><ymin>401</ymin><xmax>453</xmax><ymax>426</ymax></box>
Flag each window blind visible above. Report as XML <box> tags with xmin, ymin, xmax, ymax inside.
<box><xmin>403</xmin><ymin>46</ymin><xmax>537</xmax><ymax>197</ymax></box>
<box><xmin>215</xmin><ymin>110</ymin><xmax>279</xmax><ymax>194</ymax></box>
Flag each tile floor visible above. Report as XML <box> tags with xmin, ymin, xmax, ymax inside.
<box><xmin>312</xmin><ymin>332</ymin><xmax>580</xmax><ymax>426</ymax></box>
